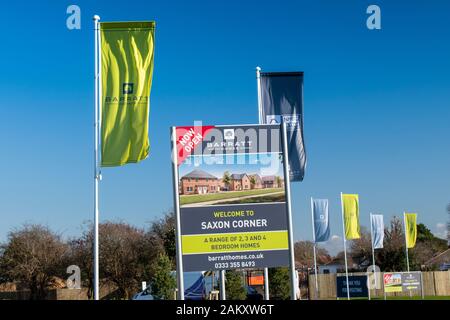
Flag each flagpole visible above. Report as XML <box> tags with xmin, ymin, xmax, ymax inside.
<box><xmin>256</xmin><ymin>66</ymin><xmax>270</xmax><ymax>300</ymax></box>
<box><xmin>263</xmin><ymin>267</ymin><xmax>269</xmax><ymax>300</ymax></box>
<box><xmin>369</xmin><ymin>213</ymin><xmax>375</xmax><ymax>300</ymax></box>
<box><xmin>310</xmin><ymin>197</ymin><xmax>319</xmax><ymax>299</ymax></box>
<box><xmin>371</xmin><ymin>214</ymin><xmax>376</xmax><ymax>300</ymax></box>
<box><xmin>340</xmin><ymin>192</ymin><xmax>350</xmax><ymax>300</ymax></box>
<box><xmin>93</xmin><ymin>15</ymin><xmax>101</xmax><ymax>301</ymax></box>
<box><xmin>403</xmin><ymin>212</ymin><xmax>410</xmax><ymax>272</ymax></box>
<box><xmin>256</xmin><ymin>66</ymin><xmax>263</xmax><ymax>123</ymax></box>
<box><xmin>219</xmin><ymin>270</ymin><xmax>226</xmax><ymax>300</ymax></box>
<box><xmin>282</xmin><ymin>122</ymin><xmax>297</xmax><ymax>300</ymax></box>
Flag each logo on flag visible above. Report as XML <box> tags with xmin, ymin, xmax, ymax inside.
<box><xmin>266</xmin><ymin>115</ymin><xmax>282</xmax><ymax>124</ymax></box>
<box><xmin>122</xmin><ymin>83</ymin><xmax>134</xmax><ymax>94</ymax></box>
<box><xmin>312</xmin><ymin>198</ymin><xmax>330</xmax><ymax>243</ymax></box>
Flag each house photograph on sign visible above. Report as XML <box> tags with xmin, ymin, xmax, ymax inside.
<box><xmin>179</xmin><ymin>153</ymin><xmax>286</xmax><ymax>208</ymax></box>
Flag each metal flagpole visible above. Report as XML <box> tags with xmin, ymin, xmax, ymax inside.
<box><xmin>220</xmin><ymin>270</ymin><xmax>226</xmax><ymax>300</ymax></box>
<box><xmin>256</xmin><ymin>66</ymin><xmax>263</xmax><ymax>123</ymax></box>
<box><xmin>281</xmin><ymin>122</ymin><xmax>297</xmax><ymax>300</ymax></box>
<box><xmin>370</xmin><ymin>213</ymin><xmax>376</xmax><ymax>300</ymax></box>
<box><xmin>256</xmin><ymin>66</ymin><xmax>270</xmax><ymax>300</ymax></box>
<box><xmin>263</xmin><ymin>267</ymin><xmax>269</xmax><ymax>300</ymax></box>
<box><xmin>403</xmin><ymin>212</ymin><xmax>410</xmax><ymax>272</ymax></box>
<box><xmin>170</xmin><ymin>127</ymin><xmax>185</xmax><ymax>300</ymax></box>
<box><xmin>93</xmin><ymin>15</ymin><xmax>101</xmax><ymax>301</ymax></box>
<box><xmin>310</xmin><ymin>197</ymin><xmax>319</xmax><ymax>300</ymax></box>
<box><xmin>340</xmin><ymin>192</ymin><xmax>350</xmax><ymax>300</ymax></box>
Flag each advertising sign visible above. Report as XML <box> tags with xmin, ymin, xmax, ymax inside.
<box><xmin>402</xmin><ymin>272</ymin><xmax>421</xmax><ymax>291</ymax></box>
<box><xmin>383</xmin><ymin>272</ymin><xmax>422</xmax><ymax>293</ymax></box>
<box><xmin>383</xmin><ymin>273</ymin><xmax>403</xmax><ymax>293</ymax></box>
<box><xmin>173</xmin><ymin>124</ymin><xmax>290</xmax><ymax>271</ymax></box>
<box><xmin>336</xmin><ymin>275</ymin><xmax>369</xmax><ymax>298</ymax></box>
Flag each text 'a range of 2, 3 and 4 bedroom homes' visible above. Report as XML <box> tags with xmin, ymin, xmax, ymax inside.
<box><xmin>179</xmin><ymin>169</ymin><xmax>284</xmax><ymax>195</ymax></box>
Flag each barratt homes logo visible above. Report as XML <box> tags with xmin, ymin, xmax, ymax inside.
<box><xmin>105</xmin><ymin>82</ymin><xmax>148</xmax><ymax>105</ymax></box>
<box><xmin>123</xmin><ymin>83</ymin><xmax>134</xmax><ymax>94</ymax></box>
<box><xmin>224</xmin><ymin>129</ymin><xmax>235</xmax><ymax>140</ymax></box>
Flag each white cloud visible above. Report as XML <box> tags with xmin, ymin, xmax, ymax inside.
<box><xmin>321</xmin><ymin>234</ymin><xmax>343</xmax><ymax>256</ymax></box>
<box><xmin>434</xmin><ymin>222</ymin><xmax>448</xmax><ymax>240</ymax></box>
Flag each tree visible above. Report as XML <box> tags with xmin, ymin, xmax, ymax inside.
<box><xmin>0</xmin><ymin>224</ymin><xmax>68</xmax><ymax>299</ymax></box>
<box><xmin>225</xmin><ymin>270</ymin><xmax>246</xmax><ymax>300</ymax></box>
<box><xmin>376</xmin><ymin>217</ymin><xmax>406</xmax><ymax>271</ymax></box>
<box><xmin>67</xmin><ymin>228</ymin><xmax>94</xmax><ymax>299</ymax></box>
<box><xmin>151</xmin><ymin>253</ymin><xmax>176</xmax><ymax>300</ymax></box>
<box><xmin>294</xmin><ymin>241</ymin><xmax>331</xmax><ymax>267</ymax></box>
<box><xmin>269</xmin><ymin>267</ymin><xmax>290</xmax><ymax>300</ymax></box>
<box><xmin>410</xmin><ymin>223</ymin><xmax>448</xmax><ymax>270</ymax></box>
<box><xmin>447</xmin><ymin>204</ymin><xmax>450</xmax><ymax>246</ymax></box>
<box><xmin>149</xmin><ymin>212</ymin><xmax>175</xmax><ymax>262</ymax></box>
<box><xmin>276</xmin><ymin>176</ymin><xmax>282</xmax><ymax>188</ymax></box>
<box><xmin>349</xmin><ymin>227</ymin><xmax>372</xmax><ymax>268</ymax></box>
<box><xmin>249</xmin><ymin>175</ymin><xmax>256</xmax><ymax>188</ymax></box>
<box><xmin>222</xmin><ymin>171</ymin><xmax>231</xmax><ymax>189</ymax></box>
<box><xmin>97</xmin><ymin>222</ymin><xmax>157</xmax><ymax>299</ymax></box>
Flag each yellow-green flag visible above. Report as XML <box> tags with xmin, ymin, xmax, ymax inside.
<box><xmin>100</xmin><ymin>22</ymin><xmax>155</xmax><ymax>166</ymax></box>
<box><xmin>405</xmin><ymin>213</ymin><xmax>417</xmax><ymax>248</ymax></box>
<box><xmin>342</xmin><ymin>194</ymin><xmax>360</xmax><ymax>239</ymax></box>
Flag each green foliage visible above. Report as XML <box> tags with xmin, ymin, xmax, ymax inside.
<box><xmin>417</xmin><ymin>223</ymin><xmax>435</xmax><ymax>242</ymax></box>
<box><xmin>269</xmin><ymin>267</ymin><xmax>290</xmax><ymax>300</ymax></box>
<box><xmin>150</xmin><ymin>212</ymin><xmax>176</xmax><ymax>262</ymax></box>
<box><xmin>225</xmin><ymin>270</ymin><xmax>246</xmax><ymax>300</ymax></box>
<box><xmin>222</xmin><ymin>171</ymin><xmax>231</xmax><ymax>187</ymax></box>
<box><xmin>151</xmin><ymin>253</ymin><xmax>176</xmax><ymax>300</ymax></box>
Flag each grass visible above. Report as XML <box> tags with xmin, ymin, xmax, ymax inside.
<box><xmin>180</xmin><ymin>188</ymin><xmax>284</xmax><ymax>205</ymax></box>
<box><xmin>219</xmin><ymin>193</ymin><xmax>286</xmax><ymax>204</ymax></box>
<box><xmin>337</xmin><ymin>296</ymin><xmax>450</xmax><ymax>300</ymax></box>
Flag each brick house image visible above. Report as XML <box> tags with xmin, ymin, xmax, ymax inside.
<box><xmin>249</xmin><ymin>174</ymin><xmax>263</xmax><ymax>189</ymax></box>
<box><xmin>262</xmin><ymin>175</ymin><xmax>284</xmax><ymax>188</ymax></box>
<box><xmin>229</xmin><ymin>173</ymin><xmax>251</xmax><ymax>191</ymax></box>
<box><xmin>180</xmin><ymin>169</ymin><xmax>220</xmax><ymax>195</ymax></box>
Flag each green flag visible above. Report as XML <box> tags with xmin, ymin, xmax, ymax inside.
<box><xmin>341</xmin><ymin>194</ymin><xmax>360</xmax><ymax>240</ymax></box>
<box><xmin>100</xmin><ymin>21</ymin><xmax>155</xmax><ymax>166</ymax></box>
<box><xmin>405</xmin><ymin>213</ymin><xmax>417</xmax><ymax>248</ymax></box>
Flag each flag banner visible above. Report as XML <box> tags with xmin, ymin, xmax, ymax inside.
<box><xmin>100</xmin><ymin>21</ymin><xmax>155</xmax><ymax>166</ymax></box>
<box><xmin>405</xmin><ymin>213</ymin><xmax>417</xmax><ymax>248</ymax></box>
<box><xmin>342</xmin><ymin>194</ymin><xmax>360</xmax><ymax>240</ymax></box>
<box><xmin>259</xmin><ymin>72</ymin><xmax>306</xmax><ymax>182</ymax></box>
<box><xmin>312</xmin><ymin>198</ymin><xmax>330</xmax><ymax>242</ymax></box>
<box><xmin>371</xmin><ymin>214</ymin><xmax>384</xmax><ymax>249</ymax></box>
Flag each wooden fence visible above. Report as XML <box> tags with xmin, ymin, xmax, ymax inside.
<box><xmin>308</xmin><ymin>271</ymin><xmax>450</xmax><ymax>299</ymax></box>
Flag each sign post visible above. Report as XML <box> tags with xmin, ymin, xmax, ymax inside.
<box><xmin>171</xmin><ymin>126</ymin><xmax>185</xmax><ymax>300</ymax></box>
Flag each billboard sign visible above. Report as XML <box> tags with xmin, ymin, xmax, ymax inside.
<box><xmin>172</xmin><ymin>124</ymin><xmax>290</xmax><ymax>272</ymax></box>
<box><xmin>336</xmin><ymin>275</ymin><xmax>369</xmax><ymax>298</ymax></box>
<box><xmin>383</xmin><ymin>272</ymin><xmax>403</xmax><ymax>293</ymax></box>
<box><xmin>383</xmin><ymin>272</ymin><xmax>422</xmax><ymax>293</ymax></box>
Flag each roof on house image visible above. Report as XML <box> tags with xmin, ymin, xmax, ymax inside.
<box><xmin>230</xmin><ymin>173</ymin><xmax>248</xmax><ymax>180</ymax></box>
<box><xmin>262</xmin><ymin>175</ymin><xmax>277</xmax><ymax>182</ymax></box>
<box><xmin>181</xmin><ymin>169</ymin><xmax>218</xmax><ymax>179</ymax></box>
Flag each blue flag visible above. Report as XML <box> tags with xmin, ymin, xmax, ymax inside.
<box><xmin>371</xmin><ymin>214</ymin><xmax>384</xmax><ymax>249</ymax></box>
<box><xmin>312</xmin><ymin>198</ymin><xmax>330</xmax><ymax>243</ymax></box>
<box><xmin>259</xmin><ymin>72</ymin><xmax>306</xmax><ymax>181</ymax></box>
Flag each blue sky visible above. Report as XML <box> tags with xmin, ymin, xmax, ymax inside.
<box><xmin>0</xmin><ymin>1</ymin><xmax>449</xmax><ymax>255</ymax></box>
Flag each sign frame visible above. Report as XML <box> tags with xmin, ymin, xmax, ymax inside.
<box><xmin>170</xmin><ymin>122</ymin><xmax>297</xmax><ymax>300</ymax></box>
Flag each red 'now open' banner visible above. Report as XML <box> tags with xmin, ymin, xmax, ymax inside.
<box><xmin>175</xmin><ymin>125</ymin><xmax>214</xmax><ymax>166</ymax></box>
